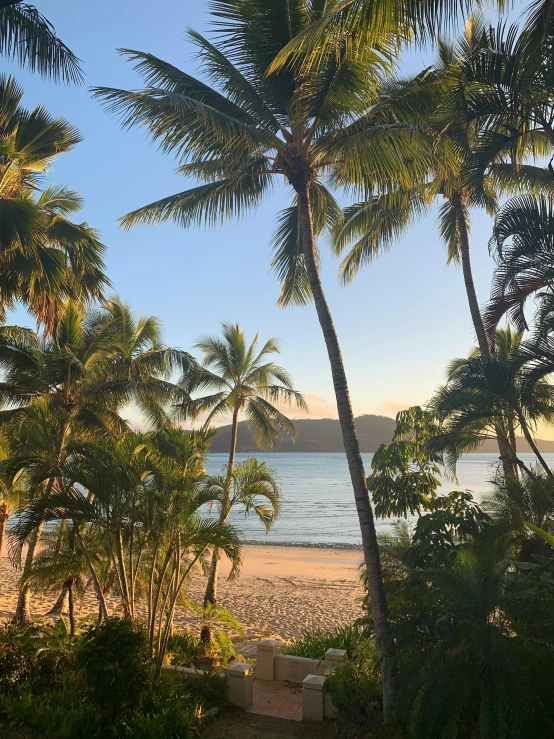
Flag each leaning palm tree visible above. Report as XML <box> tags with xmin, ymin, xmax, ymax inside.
<box><xmin>177</xmin><ymin>323</ymin><xmax>300</xmax><ymax>605</ymax></box>
<box><xmin>92</xmin><ymin>3</ymin><xmax>420</xmax><ymax>708</ymax></box>
<box><xmin>0</xmin><ymin>1</ymin><xmax>82</xmax><ymax>82</ymax></box>
<box><xmin>202</xmin><ymin>457</ymin><xmax>280</xmax><ymax>605</ymax></box>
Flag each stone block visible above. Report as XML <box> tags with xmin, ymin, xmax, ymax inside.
<box><xmin>226</xmin><ymin>663</ymin><xmax>254</xmax><ymax>710</ymax></box>
<box><xmin>302</xmin><ymin>674</ymin><xmax>326</xmax><ymax>721</ymax></box>
<box><xmin>256</xmin><ymin>639</ymin><xmax>280</xmax><ymax>681</ymax></box>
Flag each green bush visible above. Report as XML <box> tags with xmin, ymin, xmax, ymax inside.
<box><xmin>281</xmin><ymin>624</ymin><xmax>362</xmax><ymax>660</ymax></box>
<box><xmin>326</xmin><ymin>639</ymin><xmax>382</xmax><ymax>739</ymax></box>
<box><xmin>0</xmin><ymin>687</ymin><xmax>103</xmax><ymax>739</ymax></box>
<box><xmin>76</xmin><ymin>617</ymin><xmax>149</xmax><ymax>720</ymax></box>
<box><xmin>185</xmin><ymin>670</ymin><xmax>227</xmax><ymax>708</ymax></box>
<box><xmin>0</xmin><ymin>622</ymin><xmax>41</xmax><ymax>693</ymax></box>
<box><xmin>166</xmin><ymin>630</ymin><xmax>204</xmax><ymax>665</ymax></box>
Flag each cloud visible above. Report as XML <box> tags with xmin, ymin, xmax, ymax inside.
<box><xmin>379</xmin><ymin>399</ymin><xmax>407</xmax><ymax>418</ymax></box>
<box><xmin>288</xmin><ymin>393</ymin><xmax>338</xmax><ymax>420</ymax></box>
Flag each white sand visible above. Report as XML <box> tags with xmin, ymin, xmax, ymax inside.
<box><xmin>0</xmin><ymin>545</ymin><xmax>365</xmax><ymax>640</ymax></box>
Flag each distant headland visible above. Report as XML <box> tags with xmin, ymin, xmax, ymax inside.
<box><xmin>207</xmin><ymin>414</ymin><xmax>554</xmax><ymax>454</ymax></box>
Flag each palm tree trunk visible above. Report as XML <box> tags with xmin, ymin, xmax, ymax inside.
<box><xmin>296</xmin><ymin>180</ymin><xmax>394</xmax><ymax>722</ymax></box>
<box><xmin>453</xmin><ymin>195</ymin><xmax>491</xmax><ymax>358</ymax></box>
<box><xmin>204</xmin><ymin>405</ymin><xmax>240</xmax><ymax>607</ymax></box>
<box><xmin>68</xmin><ymin>582</ymin><xmax>75</xmax><ymax>636</ymax></box>
<box><xmin>74</xmin><ymin>524</ymin><xmax>108</xmax><ymax>621</ymax></box>
<box><xmin>0</xmin><ymin>503</ymin><xmax>8</xmax><ymax>557</ymax></box>
<box><xmin>453</xmin><ymin>194</ymin><xmax>519</xmax><ymax>478</ymax></box>
<box><xmin>517</xmin><ymin>412</ymin><xmax>553</xmax><ymax>478</ymax></box>
<box><xmin>14</xmin><ymin>523</ymin><xmax>43</xmax><ymax>623</ymax></box>
<box><xmin>46</xmin><ymin>583</ymin><xmax>70</xmax><ymax>616</ymax></box>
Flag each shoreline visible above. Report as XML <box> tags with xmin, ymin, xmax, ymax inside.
<box><xmin>245</xmin><ymin>539</ymin><xmax>362</xmax><ymax>551</ymax></box>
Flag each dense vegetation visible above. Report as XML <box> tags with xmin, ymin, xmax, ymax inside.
<box><xmin>1</xmin><ymin>0</ymin><xmax>554</xmax><ymax>737</ymax></box>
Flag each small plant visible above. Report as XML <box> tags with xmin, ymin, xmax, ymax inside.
<box><xmin>76</xmin><ymin>617</ymin><xmax>149</xmax><ymax>720</ymax></box>
<box><xmin>281</xmin><ymin>624</ymin><xmax>362</xmax><ymax>661</ymax></box>
<box><xmin>186</xmin><ymin>601</ymin><xmax>244</xmax><ymax>666</ymax></box>
<box><xmin>166</xmin><ymin>630</ymin><xmax>204</xmax><ymax>665</ymax></box>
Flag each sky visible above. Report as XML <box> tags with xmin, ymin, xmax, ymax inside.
<box><xmin>7</xmin><ymin>0</ymin><xmax>549</xmax><ymax>436</ymax></box>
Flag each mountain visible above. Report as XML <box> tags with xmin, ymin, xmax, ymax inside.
<box><xmin>207</xmin><ymin>414</ymin><xmax>554</xmax><ymax>454</ymax></box>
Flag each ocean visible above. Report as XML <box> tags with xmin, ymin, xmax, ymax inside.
<box><xmin>205</xmin><ymin>452</ymin><xmax>554</xmax><ymax>547</ymax></box>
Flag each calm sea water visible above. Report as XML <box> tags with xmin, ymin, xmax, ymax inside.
<box><xmin>205</xmin><ymin>453</ymin><xmax>554</xmax><ymax>546</ymax></box>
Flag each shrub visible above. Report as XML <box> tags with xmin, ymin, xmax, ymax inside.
<box><xmin>0</xmin><ymin>622</ymin><xmax>41</xmax><ymax>693</ymax></box>
<box><xmin>281</xmin><ymin>624</ymin><xmax>362</xmax><ymax>660</ymax></box>
<box><xmin>76</xmin><ymin>617</ymin><xmax>149</xmax><ymax>720</ymax></box>
<box><xmin>326</xmin><ymin>639</ymin><xmax>382</xmax><ymax>739</ymax></box>
<box><xmin>185</xmin><ymin>670</ymin><xmax>227</xmax><ymax>708</ymax></box>
<box><xmin>166</xmin><ymin>630</ymin><xmax>204</xmax><ymax>665</ymax></box>
<box><xmin>0</xmin><ymin>687</ymin><xmax>103</xmax><ymax>739</ymax></box>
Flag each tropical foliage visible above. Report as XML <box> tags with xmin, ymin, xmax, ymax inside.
<box><xmin>4</xmin><ymin>1</ymin><xmax>554</xmax><ymax>738</ymax></box>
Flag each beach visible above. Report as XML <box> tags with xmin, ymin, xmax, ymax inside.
<box><xmin>0</xmin><ymin>544</ymin><xmax>365</xmax><ymax>640</ymax></box>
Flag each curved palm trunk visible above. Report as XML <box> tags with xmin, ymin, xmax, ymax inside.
<box><xmin>296</xmin><ymin>181</ymin><xmax>394</xmax><ymax>722</ymax></box>
<box><xmin>14</xmin><ymin>523</ymin><xmax>42</xmax><ymax>623</ymax></box>
<box><xmin>453</xmin><ymin>195</ymin><xmax>519</xmax><ymax>478</ymax></box>
<box><xmin>15</xmin><ymin>422</ymin><xmax>71</xmax><ymax>623</ymax></box>
<box><xmin>46</xmin><ymin>583</ymin><xmax>70</xmax><ymax>616</ymax></box>
<box><xmin>204</xmin><ymin>405</ymin><xmax>240</xmax><ymax>607</ymax></box>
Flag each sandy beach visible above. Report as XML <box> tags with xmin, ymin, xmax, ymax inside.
<box><xmin>0</xmin><ymin>545</ymin><xmax>365</xmax><ymax>640</ymax></box>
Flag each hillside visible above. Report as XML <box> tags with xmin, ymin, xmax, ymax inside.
<box><xmin>207</xmin><ymin>414</ymin><xmax>554</xmax><ymax>454</ymax></box>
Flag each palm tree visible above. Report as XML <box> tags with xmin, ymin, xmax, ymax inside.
<box><xmin>428</xmin><ymin>328</ymin><xmax>554</xmax><ymax>479</ymax></box>
<box><xmin>334</xmin><ymin>18</ymin><xmax>499</xmax><ymax>358</ymax></box>
<box><xmin>92</xmin><ymin>3</ymin><xmax>414</xmax><ymax>709</ymax></box>
<box><xmin>185</xmin><ymin>599</ymin><xmax>245</xmax><ymax>665</ymax></box>
<box><xmin>484</xmin><ymin>195</ymin><xmax>554</xmax><ymax>335</ymax></box>
<box><xmin>202</xmin><ymin>457</ymin><xmax>280</xmax><ymax>605</ymax></box>
<box><xmin>10</xmin><ymin>425</ymin><xmax>243</xmax><ymax>674</ymax></box>
<box><xmin>0</xmin><ymin>299</ymin><xmax>193</xmax><ymax>622</ymax></box>
<box><xmin>0</xmin><ymin>1</ymin><xmax>82</xmax><ymax>82</ymax></box>
<box><xmin>0</xmin><ymin>76</ymin><xmax>108</xmax><ymax>331</ymax></box>
<box><xmin>177</xmin><ymin>323</ymin><xmax>299</xmax><ymax>605</ymax></box>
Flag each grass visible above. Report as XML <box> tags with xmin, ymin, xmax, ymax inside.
<box><xmin>203</xmin><ymin>708</ymin><xmax>337</xmax><ymax>739</ymax></box>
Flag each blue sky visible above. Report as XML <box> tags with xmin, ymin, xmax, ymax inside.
<box><xmin>8</xmin><ymin>0</ymin><xmax>546</xmax><ymax>433</ymax></box>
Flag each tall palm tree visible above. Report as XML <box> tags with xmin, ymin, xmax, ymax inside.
<box><xmin>92</xmin><ymin>2</ymin><xmax>421</xmax><ymax>709</ymax></box>
<box><xmin>202</xmin><ymin>457</ymin><xmax>281</xmax><ymax>605</ymax></box>
<box><xmin>177</xmin><ymin>322</ymin><xmax>302</xmax><ymax>605</ymax></box>
<box><xmin>0</xmin><ymin>1</ymin><xmax>82</xmax><ymax>82</ymax></box>
<box><xmin>334</xmin><ymin>18</ymin><xmax>499</xmax><ymax>358</ymax></box>
<box><xmin>0</xmin><ymin>299</ymin><xmax>193</xmax><ymax>622</ymax></box>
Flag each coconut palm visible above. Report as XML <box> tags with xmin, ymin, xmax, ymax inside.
<box><xmin>21</xmin><ymin>521</ymin><xmax>97</xmax><ymax>635</ymax></box>
<box><xmin>0</xmin><ymin>77</ymin><xmax>108</xmax><ymax>331</ymax></box>
<box><xmin>484</xmin><ymin>195</ymin><xmax>554</xmax><ymax>334</ymax></box>
<box><xmin>428</xmin><ymin>328</ymin><xmax>554</xmax><ymax>479</ymax></box>
<box><xmin>202</xmin><ymin>457</ymin><xmax>280</xmax><ymax>605</ymax></box>
<box><xmin>0</xmin><ymin>1</ymin><xmax>82</xmax><ymax>82</ymax></box>
<box><xmin>334</xmin><ymin>18</ymin><xmax>500</xmax><ymax>358</ymax></box>
<box><xmin>177</xmin><ymin>322</ymin><xmax>301</xmax><ymax>604</ymax></box>
<box><xmin>0</xmin><ymin>299</ymin><xmax>193</xmax><ymax>622</ymax></box>
<box><xmin>92</xmin><ymin>2</ymin><xmax>417</xmax><ymax>708</ymax></box>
